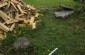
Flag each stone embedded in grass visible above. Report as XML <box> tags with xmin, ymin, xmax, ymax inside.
<box><xmin>59</xmin><ymin>4</ymin><xmax>74</xmax><ymax>10</ymax></box>
<box><xmin>13</xmin><ymin>37</ymin><xmax>30</xmax><ymax>50</ymax></box>
<box><xmin>55</xmin><ymin>11</ymin><xmax>74</xmax><ymax>18</ymax></box>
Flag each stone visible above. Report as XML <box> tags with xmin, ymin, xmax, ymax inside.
<box><xmin>13</xmin><ymin>37</ymin><xmax>30</xmax><ymax>50</ymax></box>
<box><xmin>59</xmin><ymin>4</ymin><xmax>73</xmax><ymax>10</ymax></box>
<box><xmin>55</xmin><ymin>11</ymin><xmax>74</xmax><ymax>18</ymax></box>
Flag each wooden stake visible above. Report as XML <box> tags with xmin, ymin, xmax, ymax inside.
<box><xmin>35</xmin><ymin>13</ymin><xmax>39</xmax><ymax>17</ymax></box>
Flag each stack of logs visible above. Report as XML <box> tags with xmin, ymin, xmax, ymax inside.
<box><xmin>0</xmin><ymin>0</ymin><xmax>40</xmax><ymax>40</ymax></box>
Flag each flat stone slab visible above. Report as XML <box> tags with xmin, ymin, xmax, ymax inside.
<box><xmin>55</xmin><ymin>11</ymin><xmax>74</xmax><ymax>18</ymax></box>
<box><xmin>59</xmin><ymin>4</ymin><xmax>73</xmax><ymax>10</ymax></box>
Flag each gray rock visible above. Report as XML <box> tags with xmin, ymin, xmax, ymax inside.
<box><xmin>13</xmin><ymin>37</ymin><xmax>30</xmax><ymax>50</ymax></box>
<box><xmin>55</xmin><ymin>11</ymin><xmax>74</xmax><ymax>18</ymax></box>
<box><xmin>59</xmin><ymin>4</ymin><xmax>73</xmax><ymax>10</ymax></box>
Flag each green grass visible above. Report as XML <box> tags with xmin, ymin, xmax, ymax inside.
<box><xmin>1</xmin><ymin>0</ymin><xmax>85</xmax><ymax>55</ymax></box>
<box><xmin>24</xmin><ymin>0</ymin><xmax>75</xmax><ymax>7</ymax></box>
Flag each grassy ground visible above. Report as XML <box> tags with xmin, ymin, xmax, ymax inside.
<box><xmin>1</xmin><ymin>0</ymin><xmax>85</xmax><ymax>55</ymax></box>
<box><xmin>24</xmin><ymin>0</ymin><xmax>75</xmax><ymax>7</ymax></box>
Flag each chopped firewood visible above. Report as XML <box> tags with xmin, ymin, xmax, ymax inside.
<box><xmin>18</xmin><ymin>14</ymin><xmax>24</xmax><ymax>17</ymax></box>
<box><xmin>0</xmin><ymin>10</ymin><xmax>11</xmax><ymax>21</ymax></box>
<box><xmin>10</xmin><ymin>2</ymin><xmax>18</xmax><ymax>12</ymax></box>
<box><xmin>11</xmin><ymin>0</ymin><xmax>18</xmax><ymax>3</ymax></box>
<box><xmin>6</xmin><ymin>19</ymin><xmax>18</xmax><ymax>24</ymax></box>
<box><xmin>0</xmin><ymin>22</ymin><xmax>10</xmax><ymax>32</ymax></box>
<box><xmin>0</xmin><ymin>29</ymin><xmax>4</xmax><ymax>34</ymax></box>
<box><xmin>4</xmin><ymin>8</ymin><xmax>15</xmax><ymax>14</ymax></box>
<box><xmin>10</xmin><ymin>23</ymin><xmax>15</xmax><ymax>31</ymax></box>
<box><xmin>18</xmin><ymin>24</ymin><xmax>26</xmax><ymax>27</ymax></box>
<box><xmin>3</xmin><ymin>19</ymin><xmax>18</xmax><ymax>24</ymax></box>
<box><xmin>32</xmin><ymin>22</ymin><xmax>36</xmax><ymax>29</ymax></box>
<box><xmin>16</xmin><ymin>18</ymin><xmax>24</xmax><ymax>21</ymax></box>
<box><xmin>0</xmin><ymin>2</ymin><xmax>8</xmax><ymax>8</ymax></box>
<box><xmin>8</xmin><ymin>13</ymin><xmax>13</xmax><ymax>19</ymax></box>
<box><xmin>17</xmin><ymin>4</ymin><xmax>26</xmax><ymax>14</ymax></box>
<box><xmin>30</xmin><ymin>16</ymin><xmax>35</xmax><ymax>25</ymax></box>
<box><xmin>27</xmin><ymin>5</ymin><xmax>36</xmax><ymax>10</ymax></box>
<box><xmin>0</xmin><ymin>0</ymin><xmax>40</xmax><ymax>40</ymax></box>
<box><xmin>24</xmin><ymin>19</ymin><xmax>30</xmax><ymax>23</ymax></box>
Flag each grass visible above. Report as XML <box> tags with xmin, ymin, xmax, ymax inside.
<box><xmin>24</xmin><ymin>0</ymin><xmax>75</xmax><ymax>7</ymax></box>
<box><xmin>1</xmin><ymin>0</ymin><xmax>85</xmax><ymax>55</ymax></box>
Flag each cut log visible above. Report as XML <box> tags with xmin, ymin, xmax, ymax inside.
<box><xmin>18</xmin><ymin>24</ymin><xmax>26</xmax><ymax>27</ymax></box>
<box><xmin>15</xmin><ymin>13</ymin><xmax>24</xmax><ymax>20</ymax></box>
<box><xmin>4</xmin><ymin>8</ymin><xmax>15</xmax><ymax>14</ymax></box>
<box><xmin>0</xmin><ymin>22</ymin><xmax>9</xmax><ymax>32</ymax></box>
<box><xmin>35</xmin><ymin>13</ymin><xmax>39</xmax><ymax>17</ymax></box>
<box><xmin>8</xmin><ymin>13</ymin><xmax>13</xmax><ymax>19</ymax></box>
<box><xmin>0</xmin><ymin>29</ymin><xmax>4</xmax><ymax>34</ymax></box>
<box><xmin>16</xmin><ymin>18</ymin><xmax>24</xmax><ymax>21</ymax></box>
<box><xmin>32</xmin><ymin>22</ymin><xmax>36</xmax><ymax>29</ymax></box>
<box><xmin>10</xmin><ymin>23</ymin><xmax>15</xmax><ymax>31</ymax></box>
<box><xmin>10</xmin><ymin>2</ymin><xmax>18</xmax><ymax>12</ymax></box>
<box><xmin>27</xmin><ymin>5</ymin><xmax>36</xmax><ymax>10</ymax></box>
<box><xmin>0</xmin><ymin>2</ymin><xmax>8</xmax><ymax>8</ymax></box>
<box><xmin>17</xmin><ymin>4</ymin><xmax>26</xmax><ymax>14</ymax></box>
<box><xmin>6</xmin><ymin>19</ymin><xmax>18</xmax><ymax>24</ymax></box>
<box><xmin>11</xmin><ymin>0</ymin><xmax>18</xmax><ymax>3</ymax></box>
<box><xmin>0</xmin><ymin>10</ymin><xmax>11</xmax><ymax>21</ymax></box>
<box><xmin>30</xmin><ymin>16</ymin><xmax>35</xmax><ymax>25</ymax></box>
<box><xmin>24</xmin><ymin>19</ymin><xmax>30</xmax><ymax>23</ymax></box>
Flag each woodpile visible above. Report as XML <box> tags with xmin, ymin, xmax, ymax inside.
<box><xmin>0</xmin><ymin>0</ymin><xmax>40</xmax><ymax>40</ymax></box>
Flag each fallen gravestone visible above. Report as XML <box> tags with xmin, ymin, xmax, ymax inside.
<box><xmin>55</xmin><ymin>11</ymin><xmax>74</xmax><ymax>18</ymax></box>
